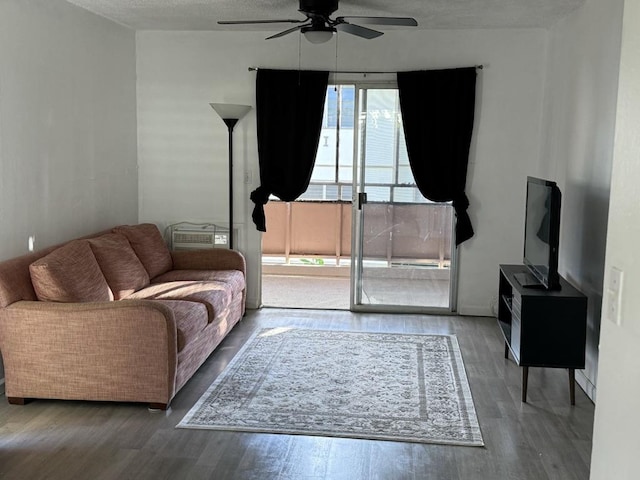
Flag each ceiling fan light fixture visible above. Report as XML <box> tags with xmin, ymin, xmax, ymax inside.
<box><xmin>302</xmin><ymin>26</ymin><xmax>335</xmax><ymax>44</ymax></box>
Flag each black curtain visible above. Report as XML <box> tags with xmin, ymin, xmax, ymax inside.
<box><xmin>250</xmin><ymin>69</ymin><xmax>329</xmax><ymax>232</ymax></box>
<box><xmin>397</xmin><ymin>67</ymin><xmax>477</xmax><ymax>246</ymax></box>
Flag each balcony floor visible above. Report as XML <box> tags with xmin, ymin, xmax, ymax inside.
<box><xmin>262</xmin><ymin>269</ymin><xmax>450</xmax><ymax>310</ymax></box>
<box><xmin>262</xmin><ymin>274</ymin><xmax>351</xmax><ymax>310</ymax></box>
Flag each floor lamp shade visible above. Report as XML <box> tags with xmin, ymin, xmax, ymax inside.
<box><xmin>210</xmin><ymin>103</ymin><xmax>252</xmax><ymax>250</ymax></box>
<box><xmin>210</xmin><ymin>104</ymin><xmax>252</xmax><ymax>121</ymax></box>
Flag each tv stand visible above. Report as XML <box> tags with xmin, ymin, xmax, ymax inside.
<box><xmin>498</xmin><ymin>264</ymin><xmax>587</xmax><ymax>405</ymax></box>
<box><xmin>513</xmin><ymin>272</ymin><xmax>545</xmax><ymax>289</ymax></box>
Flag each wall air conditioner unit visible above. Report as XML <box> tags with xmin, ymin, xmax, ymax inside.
<box><xmin>170</xmin><ymin>224</ymin><xmax>238</xmax><ymax>251</ymax></box>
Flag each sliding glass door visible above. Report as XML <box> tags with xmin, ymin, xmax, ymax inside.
<box><xmin>351</xmin><ymin>86</ymin><xmax>456</xmax><ymax>311</ymax></box>
<box><xmin>260</xmin><ymin>81</ymin><xmax>456</xmax><ymax>312</ymax></box>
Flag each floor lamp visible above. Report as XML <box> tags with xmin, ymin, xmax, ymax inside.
<box><xmin>210</xmin><ymin>103</ymin><xmax>251</xmax><ymax>250</ymax></box>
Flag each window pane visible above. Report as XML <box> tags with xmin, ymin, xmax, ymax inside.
<box><xmin>325</xmin><ymin>184</ymin><xmax>338</xmax><ymax>200</ymax></box>
<box><xmin>398</xmin><ymin>120</ymin><xmax>410</xmax><ymax>165</ymax></box>
<box><xmin>339</xmin><ymin>166</ymin><xmax>352</xmax><ymax>183</ymax></box>
<box><xmin>365</xmin><ymin>167</ymin><xmax>393</xmax><ymax>184</ymax></box>
<box><xmin>360</xmin><ymin>89</ymin><xmax>411</xmax><ymax>188</ymax></box>
<box><xmin>299</xmin><ymin>185</ymin><xmax>324</xmax><ymax>200</ymax></box>
<box><xmin>364</xmin><ymin>90</ymin><xmax>398</xmax><ymax>176</ymax></box>
<box><xmin>341</xmin><ymin>185</ymin><xmax>353</xmax><ymax>200</ymax></box>
<box><xmin>311</xmin><ymin>166</ymin><xmax>336</xmax><ymax>183</ymax></box>
<box><xmin>398</xmin><ymin>166</ymin><xmax>414</xmax><ymax>184</ymax></box>
<box><xmin>315</xmin><ymin>85</ymin><xmax>355</xmax><ymax>185</ymax></box>
<box><xmin>340</xmin><ymin>86</ymin><xmax>355</xmax><ymax>128</ymax></box>
<box><xmin>367</xmin><ymin>186</ymin><xmax>391</xmax><ymax>202</ymax></box>
<box><xmin>326</xmin><ymin>88</ymin><xmax>338</xmax><ymax>128</ymax></box>
<box><xmin>394</xmin><ymin>187</ymin><xmax>429</xmax><ymax>203</ymax></box>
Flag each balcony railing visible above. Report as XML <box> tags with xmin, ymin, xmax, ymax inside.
<box><xmin>262</xmin><ymin>201</ymin><xmax>452</xmax><ymax>268</ymax></box>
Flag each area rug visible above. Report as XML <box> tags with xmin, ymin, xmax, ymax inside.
<box><xmin>177</xmin><ymin>328</ymin><xmax>484</xmax><ymax>446</ymax></box>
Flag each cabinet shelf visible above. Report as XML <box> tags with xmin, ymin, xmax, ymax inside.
<box><xmin>500</xmin><ymin>294</ymin><xmax>513</xmax><ymax>313</ymax></box>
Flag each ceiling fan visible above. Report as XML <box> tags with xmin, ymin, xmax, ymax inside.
<box><xmin>218</xmin><ymin>0</ymin><xmax>418</xmax><ymax>44</ymax></box>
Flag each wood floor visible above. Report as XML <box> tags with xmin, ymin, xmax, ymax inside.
<box><xmin>0</xmin><ymin>308</ymin><xmax>594</xmax><ymax>480</ymax></box>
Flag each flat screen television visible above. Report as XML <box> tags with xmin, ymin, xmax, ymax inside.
<box><xmin>522</xmin><ymin>176</ymin><xmax>562</xmax><ymax>290</ymax></box>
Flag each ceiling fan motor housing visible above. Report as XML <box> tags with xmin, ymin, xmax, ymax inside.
<box><xmin>299</xmin><ymin>0</ymin><xmax>339</xmax><ymax>17</ymax></box>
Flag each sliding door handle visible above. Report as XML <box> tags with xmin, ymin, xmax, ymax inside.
<box><xmin>358</xmin><ymin>192</ymin><xmax>368</xmax><ymax>210</ymax></box>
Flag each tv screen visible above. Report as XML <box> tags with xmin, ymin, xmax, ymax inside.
<box><xmin>523</xmin><ymin>176</ymin><xmax>561</xmax><ymax>290</ymax></box>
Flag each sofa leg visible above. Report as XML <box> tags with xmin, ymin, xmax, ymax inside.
<box><xmin>148</xmin><ymin>402</ymin><xmax>169</xmax><ymax>411</ymax></box>
<box><xmin>7</xmin><ymin>397</ymin><xmax>27</xmax><ymax>405</ymax></box>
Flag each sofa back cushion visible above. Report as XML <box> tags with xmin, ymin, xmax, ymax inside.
<box><xmin>29</xmin><ymin>240</ymin><xmax>113</xmax><ymax>302</ymax></box>
<box><xmin>113</xmin><ymin>223</ymin><xmax>173</xmax><ymax>279</ymax></box>
<box><xmin>88</xmin><ymin>233</ymin><xmax>150</xmax><ymax>300</ymax></box>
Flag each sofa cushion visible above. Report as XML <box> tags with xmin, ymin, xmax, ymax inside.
<box><xmin>152</xmin><ymin>300</ymin><xmax>209</xmax><ymax>352</ymax></box>
<box><xmin>152</xmin><ymin>270</ymin><xmax>245</xmax><ymax>295</ymax></box>
<box><xmin>113</xmin><ymin>223</ymin><xmax>172</xmax><ymax>278</ymax></box>
<box><xmin>126</xmin><ymin>281</ymin><xmax>231</xmax><ymax>323</ymax></box>
<box><xmin>29</xmin><ymin>240</ymin><xmax>113</xmax><ymax>303</ymax></box>
<box><xmin>88</xmin><ymin>233</ymin><xmax>150</xmax><ymax>300</ymax></box>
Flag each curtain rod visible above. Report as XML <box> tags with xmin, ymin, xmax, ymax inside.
<box><xmin>248</xmin><ymin>65</ymin><xmax>483</xmax><ymax>73</ymax></box>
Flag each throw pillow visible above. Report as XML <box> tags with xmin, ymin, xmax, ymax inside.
<box><xmin>29</xmin><ymin>240</ymin><xmax>113</xmax><ymax>303</ymax></box>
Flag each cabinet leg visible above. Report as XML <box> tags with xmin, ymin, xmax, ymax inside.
<box><xmin>569</xmin><ymin>368</ymin><xmax>576</xmax><ymax>406</ymax></box>
<box><xmin>504</xmin><ymin>342</ymin><xmax>509</xmax><ymax>359</ymax></box>
<box><xmin>522</xmin><ymin>366</ymin><xmax>529</xmax><ymax>403</ymax></box>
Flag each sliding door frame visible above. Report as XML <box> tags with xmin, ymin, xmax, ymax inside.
<box><xmin>330</xmin><ymin>75</ymin><xmax>458</xmax><ymax>314</ymax></box>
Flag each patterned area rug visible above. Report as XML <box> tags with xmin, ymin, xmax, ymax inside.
<box><xmin>177</xmin><ymin>328</ymin><xmax>484</xmax><ymax>446</ymax></box>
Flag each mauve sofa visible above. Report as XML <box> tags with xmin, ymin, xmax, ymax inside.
<box><xmin>0</xmin><ymin>223</ymin><xmax>245</xmax><ymax>409</ymax></box>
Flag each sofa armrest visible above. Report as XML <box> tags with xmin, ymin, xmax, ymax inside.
<box><xmin>170</xmin><ymin>249</ymin><xmax>246</xmax><ymax>275</ymax></box>
<box><xmin>0</xmin><ymin>300</ymin><xmax>178</xmax><ymax>406</ymax></box>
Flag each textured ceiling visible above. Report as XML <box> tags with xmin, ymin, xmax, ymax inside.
<box><xmin>65</xmin><ymin>0</ymin><xmax>585</xmax><ymax>31</ymax></box>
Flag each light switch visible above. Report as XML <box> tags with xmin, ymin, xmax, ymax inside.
<box><xmin>609</xmin><ymin>266</ymin><xmax>623</xmax><ymax>293</ymax></box>
<box><xmin>606</xmin><ymin>266</ymin><xmax>624</xmax><ymax>326</ymax></box>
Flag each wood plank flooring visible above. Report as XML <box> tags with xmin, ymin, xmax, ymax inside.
<box><xmin>0</xmin><ymin>308</ymin><xmax>594</xmax><ymax>480</ymax></box>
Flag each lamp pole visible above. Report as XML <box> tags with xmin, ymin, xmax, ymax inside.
<box><xmin>210</xmin><ymin>104</ymin><xmax>251</xmax><ymax>250</ymax></box>
<box><xmin>222</xmin><ymin>118</ymin><xmax>238</xmax><ymax>249</ymax></box>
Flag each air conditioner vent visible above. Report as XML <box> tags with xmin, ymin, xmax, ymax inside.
<box><xmin>169</xmin><ymin>224</ymin><xmax>237</xmax><ymax>251</ymax></box>
<box><xmin>173</xmin><ymin>232</ymin><xmax>215</xmax><ymax>245</ymax></box>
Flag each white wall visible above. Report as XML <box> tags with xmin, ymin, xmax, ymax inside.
<box><xmin>0</xmin><ymin>0</ymin><xmax>138</xmax><ymax>387</ymax></box>
<box><xmin>540</xmin><ymin>0</ymin><xmax>623</xmax><ymax>400</ymax></box>
<box><xmin>590</xmin><ymin>0</ymin><xmax>640</xmax><ymax>477</ymax></box>
<box><xmin>136</xmin><ymin>28</ymin><xmax>550</xmax><ymax>312</ymax></box>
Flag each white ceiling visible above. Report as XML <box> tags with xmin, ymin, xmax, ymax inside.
<box><xmin>65</xmin><ymin>0</ymin><xmax>586</xmax><ymax>31</ymax></box>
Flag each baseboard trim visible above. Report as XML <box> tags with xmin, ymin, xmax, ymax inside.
<box><xmin>458</xmin><ymin>305</ymin><xmax>493</xmax><ymax>317</ymax></box>
<box><xmin>576</xmin><ymin>370</ymin><xmax>596</xmax><ymax>402</ymax></box>
<box><xmin>246</xmin><ymin>297</ymin><xmax>261</xmax><ymax>310</ymax></box>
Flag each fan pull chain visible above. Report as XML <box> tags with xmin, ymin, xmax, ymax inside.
<box><xmin>298</xmin><ymin>31</ymin><xmax>302</xmax><ymax>85</ymax></box>
<box><xmin>334</xmin><ymin>33</ymin><xmax>339</xmax><ymax>91</ymax></box>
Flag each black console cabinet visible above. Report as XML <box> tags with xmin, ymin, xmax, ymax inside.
<box><xmin>498</xmin><ymin>264</ymin><xmax>587</xmax><ymax>405</ymax></box>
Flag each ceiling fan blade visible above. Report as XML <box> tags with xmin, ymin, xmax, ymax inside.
<box><xmin>266</xmin><ymin>25</ymin><xmax>306</xmax><ymax>40</ymax></box>
<box><xmin>218</xmin><ymin>19</ymin><xmax>305</xmax><ymax>25</ymax></box>
<box><xmin>335</xmin><ymin>22</ymin><xmax>383</xmax><ymax>40</ymax></box>
<box><xmin>336</xmin><ymin>16</ymin><xmax>418</xmax><ymax>27</ymax></box>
